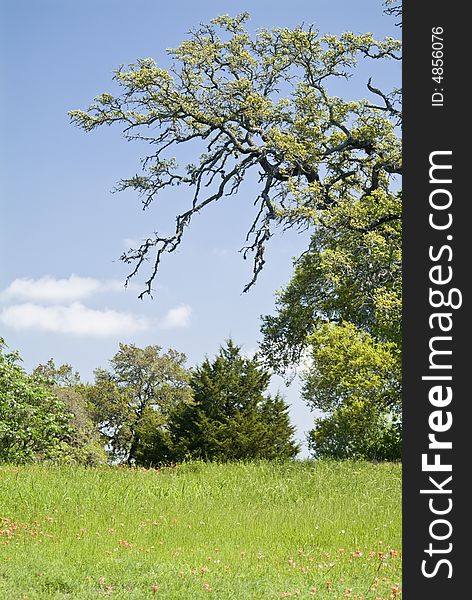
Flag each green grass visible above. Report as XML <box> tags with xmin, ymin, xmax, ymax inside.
<box><xmin>0</xmin><ymin>461</ymin><xmax>401</xmax><ymax>599</ymax></box>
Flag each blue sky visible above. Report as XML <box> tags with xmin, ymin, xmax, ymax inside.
<box><xmin>0</xmin><ymin>0</ymin><xmax>400</xmax><ymax>455</ymax></box>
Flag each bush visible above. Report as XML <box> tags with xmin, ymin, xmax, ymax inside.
<box><xmin>0</xmin><ymin>339</ymin><xmax>76</xmax><ymax>464</ymax></box>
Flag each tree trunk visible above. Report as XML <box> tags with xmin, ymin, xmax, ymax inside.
<box><xmin>127</xmin><ymin>432</ymin><xmax>140</xmax><ymax>465</ymax></box>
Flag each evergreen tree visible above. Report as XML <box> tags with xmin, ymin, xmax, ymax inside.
<box><xmin>167</xmin><ymin>340</ymin><xmax>299</xmax><ymax>463</ymax></box>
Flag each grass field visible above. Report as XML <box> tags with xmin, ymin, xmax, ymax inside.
<box><xmin>0</xmin><ymin>461</ymin><xmax>401</xmax><ymax>599</ymax></box>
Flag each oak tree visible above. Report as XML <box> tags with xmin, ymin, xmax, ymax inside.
<box><xmin>86</xmin><ymin>343</ymin><xmax>192</xmax><ymax>463</ymax></box>
<box><xmin>70</xmin><ymin>12</ymin><xmax>400</xmax><ymax>297</ymax></box>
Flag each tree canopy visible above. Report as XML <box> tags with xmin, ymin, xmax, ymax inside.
<box><xmin>70</xmin><ymin>11</ymin><xmax>401</xmax><ymax>298</ymax></box>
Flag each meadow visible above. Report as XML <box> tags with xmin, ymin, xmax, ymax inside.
<box><xmin>0</xmin><ymin>461</ymin><xmax>401</xmax><ymax>599</ymax></box>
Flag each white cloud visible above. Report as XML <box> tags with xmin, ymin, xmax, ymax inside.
<box><xmin>159</xmin><ymin>304</ymin><xmax>192</xmax><ymax>329</ymax></box>
<box><xmin>2</xmin><ymin>275</ymin><xmax>126</xmax><ymax>303</ymax></box>
<box><xmin>0</xmin><ymin>302</ymin><xmax>149</xmax><ymax>337</ymax></box>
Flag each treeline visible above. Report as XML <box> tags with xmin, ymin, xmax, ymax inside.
<box><xmin>1</xmin><ymin>330</ymin><xmax>401</xmax><ymax>465</ymax></box>
<box><xmin>0</xmin><ymin>338</ymin><xmax>299</xmax><ymax>466</ymax></box>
